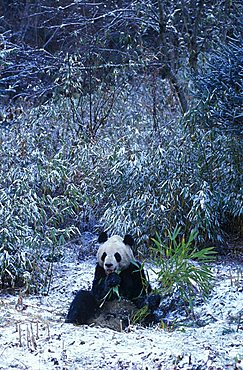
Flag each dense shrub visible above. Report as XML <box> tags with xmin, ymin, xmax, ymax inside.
<box><xmin>0</xmin><ymin>110</ymin><xmax>90</xmax><ymax>291</ymax></box>
<box><xmin>195</xmin><ymin>39</ymin><xmax>243</xmax><ymax>132</ymax></box>
<box><xmin>96</xmin><ymin>121</ymin><xmax>241</xmax><ymax>250</ymax></box>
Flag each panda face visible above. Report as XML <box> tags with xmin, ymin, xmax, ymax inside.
<box><xmin>97</xmin><ymin>234</ymin><xmax>135</xmax><ymax>275</ymax></box>
<box><xmin>100</xmin><ymin>250</ymin><xmax>122</xmax><ymax>274</ymax></box>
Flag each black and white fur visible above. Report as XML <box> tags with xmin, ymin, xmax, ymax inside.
<box><xmin>66</xmin><ymin>232</ymin><xmax>160</xmax><ymax>325</ymax></box>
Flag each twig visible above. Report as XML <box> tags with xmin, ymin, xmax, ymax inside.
<box><xmin>36</xmin><ymin>322</ymin><xmax>39</xmax><ymax>340</ymax></box>
<box><xmin>120</xmin><ymin>319</ymin><xmax>123</xmax><ymax>332</ymax></box>
<box><xmin>18</xmin><ymin>324</ymin><xmax>22</xmax><ymax>347</ymax></box>
<box><xmin>30</xmin><ymin>323</ymin><xmax>37</xmax><ymax>350</ymax></box>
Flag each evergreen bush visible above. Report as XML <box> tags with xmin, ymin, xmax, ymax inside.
<box><xmin>196</xmin><ymin>39</ymin><xmax>243</xmax><ymax>132</ymax></box>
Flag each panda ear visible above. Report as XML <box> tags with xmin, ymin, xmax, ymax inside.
<box><xmin>123</xmin><ymin>234</ymin><xmax>134</xmax><ymax>247</ymax></box>
<box><xmin>98</xmin><ymin>231</ymin><xmax>108</xmax><ymax>243</ymax></box>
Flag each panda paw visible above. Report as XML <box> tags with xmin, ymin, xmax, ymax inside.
<box><xmin>106</xmin><ymin>272</ymin><xmax>121</xmax><ymax>288</ymax></box>
<box><xmin>147</xmin><ymin>294</ymin><xmax>161</xmax><ymax>311</ymax></box>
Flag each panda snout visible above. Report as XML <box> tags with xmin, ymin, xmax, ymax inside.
<box><xmin>105</xmin><ymin>263</ymin><xmax>115</xmax><ymax>274</ymax></box>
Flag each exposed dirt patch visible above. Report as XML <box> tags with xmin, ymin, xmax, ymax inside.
<box><xmin>87</xmin><ymin>300</ymin><xmax>137</xmax><ymax>331</ymax></box>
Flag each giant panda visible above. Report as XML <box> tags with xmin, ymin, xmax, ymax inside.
<box><xmin>65</xmin><ymin>231</ymin><xmax>160</xmax><ymax>326</ymax></box>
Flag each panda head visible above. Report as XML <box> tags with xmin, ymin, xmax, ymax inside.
<box><xmin>97</xmin><ymin>232</ymin><xmax>135</xmax><ymax>275</ymax></box>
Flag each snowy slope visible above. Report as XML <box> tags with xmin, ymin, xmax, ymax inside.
<box><xmin>0</xmin><ymin>251</ymin><xmax>243</xmax><ymax>370</ymax></box>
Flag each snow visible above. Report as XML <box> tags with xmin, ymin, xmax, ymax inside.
<box><xmin>1</xmin><ymin>248</ymin><xmax>243</xmax><ymax>370</ymax></box>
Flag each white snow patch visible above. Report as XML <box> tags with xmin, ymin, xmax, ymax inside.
<box><xmin>1</xmin><ymin>255</ymin><xmax>243</xmax><ymax>370</ymax></box>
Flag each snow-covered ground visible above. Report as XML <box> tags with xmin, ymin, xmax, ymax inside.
<box><xmin>1</xmin><ymin>246</ymin><xmax>243</xmax><ymax>370</ymax></box>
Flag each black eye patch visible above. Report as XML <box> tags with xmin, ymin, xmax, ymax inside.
<box><xmin>101</xmin><ymin>252</ymin><xmax>107</xmax><ymax>262</ymax></box>
<box><xmin>114</xmin><ymin>252</ymin><xmax>121</xmax><ymax>263</ymax></box>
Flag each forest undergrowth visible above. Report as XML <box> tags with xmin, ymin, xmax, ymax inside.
<box><xmin>0</xmin><ymin>43</ymin><xmax>242</xmax><ymax>295</ymax></box>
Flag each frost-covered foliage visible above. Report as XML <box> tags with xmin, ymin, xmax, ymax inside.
<box><xmin>0</xmin><ymin>107</ymin><xmax>91</xmax><ymax>291</ymax></box>
<box><xmin>0</xmin><ymin>75</ymin><xmax>242</xmax><ymax>290</ymax></box>
<box><xmin>151</xmin><ymin>227</ymin><xmax>216</xmax><ymax>310</ymax></box>
<box><xmin>196</xmin><ymin>39</ymin><xmax>243</xmax><ymax>132</ymax></box>
<box><xmin>97</xmin><ymin>120</ymin><xmax>241</xmax><ymax>248</ymax></box>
